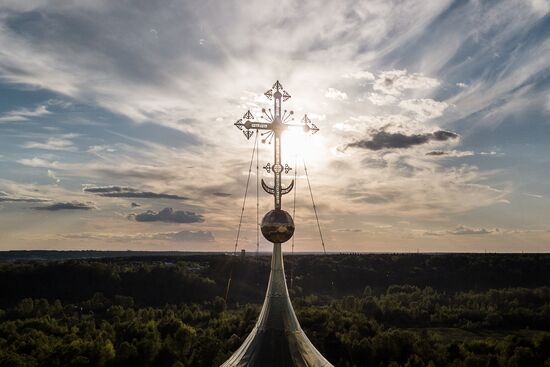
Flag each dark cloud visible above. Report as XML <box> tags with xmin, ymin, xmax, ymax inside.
<box><xmin>426</xmin><ymin>150</ymin><xmax>447</xmax><ymax>156</ymax></box>
<box><xmin>431</xmin><ymin>130</ymin><xmax>458</xmax><ymax>141</ymax></box>
<box><xmin>34</xmin><ymin>202</ymin><xmax>94</xmax><ymax>211</ymax></box>
<box><xmin>347</xmin><ymin>130</ymin><xmax>458</xmax><ymax>151</ymax></box>
<box><xmin>131</xmin><ymin>202</ymin><xmax>140</xmax><ymax>207</ymax></box>
<box><xmin>426</xmin><ymin>150</ymin><xmax>475</xmax><ymax>158</ymax></box>
<box><xmin>130</xmin><ymin>208</ymin><xmax>204</xmax><ymax>223</ymax></box>
<box><xmin>212</xmin><ymin>192</ymin><xmax>232</xmax><ymax>197</ymax></box>
<box><xmin>449</xmin><ymin>226</ymin><xmax>493</xmax><ymax>235</ymax></box>
<box><xmin>84</xmin><ymin>186</ymin><xmax>188</xmax><ymax>200</ymax></box>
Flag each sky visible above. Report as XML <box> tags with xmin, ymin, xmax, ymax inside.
<box><xmin>0</xmin><ymin>0</ymin><xmax>549</xmax><ymax>253</ymax></box>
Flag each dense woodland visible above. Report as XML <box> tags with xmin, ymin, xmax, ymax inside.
<box><xmin>0</xmin><ymin>253</ymin><xmax>549</xmax><ymax>367</ymax></box>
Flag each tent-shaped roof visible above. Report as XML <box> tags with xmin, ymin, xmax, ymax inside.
<box><xmin>221</xmin><ymin>243</ymin><xmax>333</xmax><ymax>367</ymax></box>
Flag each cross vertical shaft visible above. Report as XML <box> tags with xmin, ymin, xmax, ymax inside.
<box><xmin>273</xmin><ymin>88</ymin><xmax>282</xmax><ymax>210</ymax></box>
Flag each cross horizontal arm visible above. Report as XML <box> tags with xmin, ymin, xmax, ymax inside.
<box><xmin>283</xmin><ymin>122</ymin><xmax>319</xmax><ymax>134</ymax></box>
<box><xmin>244</xmin><ymin>121</ymin><xmax>274</xmax><ymax>131</ymax></box>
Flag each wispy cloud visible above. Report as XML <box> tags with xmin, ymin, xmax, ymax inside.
<box><xmin>343</xmin><ymin>71</ymin><xmax>375</xmax><ymax>80</ymax></box>
<box><xmin>373</xmin><ymin>70</ymin><xmax>440</xmax><ymax>96</ymax></box>
<box><xmin>0</xmin><ymin>105</ymin><xmax>50</xmax><ymax>123</ymax></box>
<box><xmin>17</xmin><ymin>157</ymin><xmax>60</xmax><ymax>168</ymax></box>
<box><xmin>61</xmin><ymin>230</ymin><xmax>215</xmax><ymax>243</ymax></box>
<box><xmin>22</xmin><ymin>134</ymin><xmax>78</xmax><ymax>151</ymax></box>
<box><xmin>0</xmin><ymin>191</ymin><xmax>48</xmax><ymax>203</ymax></box>
<box><xmin>83</xmin><ymin>186</ymin><xmax>188</xmax><ymax>200</ymax></box>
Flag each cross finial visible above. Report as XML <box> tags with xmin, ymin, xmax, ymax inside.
<box><xmin>235</xmin><ymin>81</ymin><xmax>319</xmax><ymax>209</ymax></box>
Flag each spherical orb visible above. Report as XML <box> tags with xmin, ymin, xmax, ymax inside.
<box><xmin>260</xmin><ymin>209</ymin><xmax>295</xmax><ymax>243</ymax></box>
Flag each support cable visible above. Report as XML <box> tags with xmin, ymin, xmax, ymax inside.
<box><xmin>224</xmin><ymin>270</ymin><xmax>232</xmax><ymax>303</ymax></box>
<box><xmin>227</xmin><ymin>133</ymin><xmax>258</xmax><ymax>303</ymax></box>
<box><xmin>290</xmin><ymin>153</ymin><xmax>299</xmax><ymax>290</ymax></box>
<box><xmin>291</xmin><ymin>153</ymin><xmax>298</xmax><ymax>254</ymax></box>
<box><xmin>303</xmin><ymin>158</ymin><xmax>327</xmax><ymax>255</ymax></box>
<box><xmin>233</xmin><ymin>132</ymin><xmax>258</xmax><ymax>255</ymax></box>
<box><xmin>256</xmin><ymin>130</ymin><xmax>260</xmax><ymax>256</ymax></box>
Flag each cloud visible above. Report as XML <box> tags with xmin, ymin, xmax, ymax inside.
<box><xmin>212</xmin><ymin>192</ymin><xmax>232</xmax><ymax>197</ymax></box>
<box><xmin>325</xmin><ymin>87</ymin><xmax>348</xmax><ymax>101</ymax></box>
<box><xmin>34</xmin><ymin>202</ymin><xmax>94</xmax><ymax>211</ymax></box>
<box><xmin>0</xmin><ymin>191</ymin><xmax>48</xmax><ymax>203</ymax></box>
<box><xmin>343</xmin><ymin>71</ymin><xmax>375</xmax><ymax>80</ymax></box>
<box><xmin>357</xmin><ymin>192</ymin><xmax>399</xmax><ymax>204</ymax></box>
<box><xmin>398</xmin><ymin>98</ymin><xmax>448</xmax><ymax>120</ymax></box>
<box><xmin>130</xmin><ymin>207</ymin><xmax>204</xmax><ymax>223</ymax></box>
<box><xmin>373</xmin><ymin>70</ymin><xmax>439</xmax><ymax>96</ymax></box>
<box><xmin>22</xmin><ymin>134</ymin><xmax>77</xmax><ymax>151</ymax></box>
<box><xmin>17</xmin><ymin>157</ymin><xmax>59</xmax><ymax>168</ymax></box>
<box><xmin>449</xmin><ymin>226</ymin><xmax>494</xmax><ymax>235</ymax></box>
<box><xmin>343</xmin><ymin>162</ymin><xmax>510</xmax><ymax>218</ymax></box>
<box><xmin>347</xmin><ymin>130</ymin><xmax>459</xmax><ymax>151</ymax></box>
<box><xmin>131</xmin><ymin>202</ymin><xmax>141</xmax><ymax>207</ymax></box>
<box><xmin>0</xmin><ymin>105</ymin><xmax>50</xmax><ymax>123</ymax></box>
<box><xmin>47</xmin><ymin>169</ymin><xmax>60</xmax><ymax>183</ymax></box>
<box><xmin>83</xmin><ymin>186</ymin><xmax>188</xmax><ymax>200</ymax></box>
<box><xmin>368</xmin><ymin>93</ymin><xmax>398</xmax><ymax>106</ymax></box>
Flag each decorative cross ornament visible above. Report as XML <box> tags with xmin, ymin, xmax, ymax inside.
<box><xmin>234</xmin><ymin>80</ymin><xmax>319</xmax><ymax>210</ymax></box>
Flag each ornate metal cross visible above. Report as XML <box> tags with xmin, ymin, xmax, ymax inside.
<box><xmin>234</xmin><ymin>80</ymin><xmax>318</xmax><ymax>210</ymax></box>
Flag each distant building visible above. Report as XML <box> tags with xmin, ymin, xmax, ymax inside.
<box><xmin>240</xmin><ymin>249</ymin><xmax>246</xmax><ymax>257</ymax></box>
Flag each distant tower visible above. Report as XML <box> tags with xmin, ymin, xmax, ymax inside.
<box><xmin>222</xmin><ymin>81</ymin><xmax>331</xmax><ymax>366</ymax></box>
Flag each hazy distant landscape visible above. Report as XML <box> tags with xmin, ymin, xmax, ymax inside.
<box><xmin>1</xmin><ymin>252</ymin><xmax>549</xmax><ymax>366</ymax></box>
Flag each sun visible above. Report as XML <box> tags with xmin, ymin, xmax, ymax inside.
<box><xmin>281</xmin><ymin>128</ymin><xmax>325</xmax><ymax>167</ymax></box>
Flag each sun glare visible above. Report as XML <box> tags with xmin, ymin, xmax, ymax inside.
<box><xmin>281</xmin><ymin>128</ymin><xmax>325</xmax><ymax>167</ymax></box>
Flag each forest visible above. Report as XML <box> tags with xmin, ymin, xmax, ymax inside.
<box><xmin>0</xmin><ymin>253</ymin><xmax>549</xmax><ymax>367</ymax></box>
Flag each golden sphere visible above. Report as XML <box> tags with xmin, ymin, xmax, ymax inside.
<box><xmin>260</xmin><ymin>209</ymin><xmax>295</xmax><ymax>243</ymax></box>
